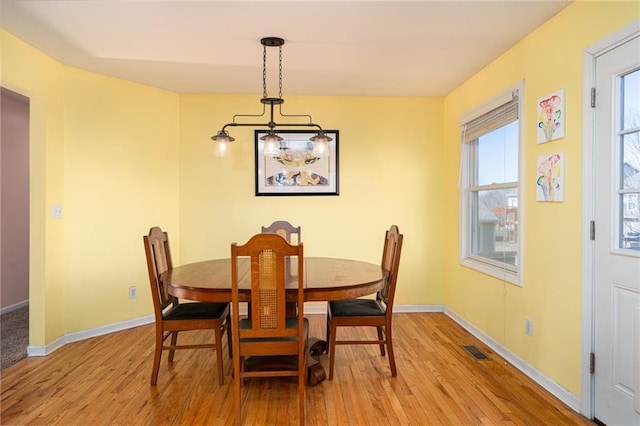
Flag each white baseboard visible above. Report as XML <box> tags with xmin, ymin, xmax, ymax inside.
<box><xmin>444</xmin><ymin>306</ymin><xmax>582</xmax><ymax>413</ymax></box>
<box><xmin>22</xmin><ymin>303</ymin><xmax>582</xmax><ymax>414</ymax></box>
<box><xmin>27</xmin><ymin>314</ymin><xmax>154</xmax><ymax>357</ymax></box>
<box><xmin>303</xmin><ymin>301</ymin><xmax>327</xmax><ymax>315</ymax></box>
<box><xmin>23</xmin><ymin>304</ymin><xmax>444</xmax><ymax>355</ymax></box>
<box><xmin>0</xmin><ymin>299</ymin><xmax>29</xmax><ymax>315</ymax></box>
<box><xmin>303</xmin><ymin>302</ymin><xmax>445</xmax><ymax>315</ymax></box>
<box><xmin>394</xmin><ymin>304</ymin><xmax>445</xmax><ymax>313</ymax></box>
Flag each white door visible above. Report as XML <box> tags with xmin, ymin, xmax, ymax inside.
<box><xmin>594</xmin><ymin>34</ymin><xmax>640</xmax><ymax>426</ymax></box>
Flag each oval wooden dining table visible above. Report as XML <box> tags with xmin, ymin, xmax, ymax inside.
<box><xmin>161</xmin><ymin>256</ymin><xmax>388</xmax><ymax>303</ymax></box>
<box><xmin>160</xmin><ymin>256</ymin><xmax>388</xmax><ymax>385</ymax></box>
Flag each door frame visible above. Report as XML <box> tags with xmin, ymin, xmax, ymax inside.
<box><xmin>581</xmin><ymin>19</ymin><xmax>640</xmax><ymax>419</ymax></box>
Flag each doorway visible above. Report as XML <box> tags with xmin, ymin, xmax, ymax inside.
<box><xmin>583</xmin><ymin>21</ymin><xmax>640</xmax><ymax>425</ymax></box>
<box><xmin>0</xmin><ymin>87</ymin><xmax>30</xmax><ymax>368</ymax></box>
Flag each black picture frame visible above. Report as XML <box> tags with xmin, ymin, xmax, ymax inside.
<box><xmin>255</xmin><ymin>130</ymin><xmax>339</xmax><ymax>196</ymax></box>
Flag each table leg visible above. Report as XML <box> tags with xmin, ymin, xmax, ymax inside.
<box><xmin>307</xmin><ymin>337</ymin><xmax>328</xmax><ymax>385</ymax></box>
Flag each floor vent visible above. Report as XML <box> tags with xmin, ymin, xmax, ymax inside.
<box><xmin>462</xmin><ymin>345</ymin><xmax>490</xmax><ymax>361</ymax></box>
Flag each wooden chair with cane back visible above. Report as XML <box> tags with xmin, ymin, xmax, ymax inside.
<box><xmin>261</xmin><ymin>220</ymin><xmax>302</xmax><ymax>244</ymax></box>
<box><xmin>230</xmin><ymin>233</ymin><xmax>308</xmax><ymax>426</ymax></box>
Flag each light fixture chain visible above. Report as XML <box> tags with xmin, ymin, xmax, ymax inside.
<box><xmin>278</xmin><ymin>45</ymin><xmax>283</xmax><ymax>99</ymax></box>
<box><xmin>212</xmin><ymin>36</ymin><xmax>328</xmax><ymax>154</ymax></box>
<box><xmin>263</xmin><ymin>44</ymin><xmax>268</xmax><ymax>98</ymax></box>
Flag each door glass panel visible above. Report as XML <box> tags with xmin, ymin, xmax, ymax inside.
<box><xmin>619</xmin><ymin>68</ymin><xmax>640</xmax><ymax>250</ymax></box>
<box><xmin>620</xmin><ymin>193</ymin><xmax>640</xmax><ymax>250</ymax></box>
<box><xmin>622</xmin><ymin>134</ymin><xmax>640</xmax><ymax>190</ymax></box>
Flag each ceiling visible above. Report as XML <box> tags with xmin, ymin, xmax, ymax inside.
<box><xmin>1</xmin><ymin>0</ymin><xmax>572</xmax><ymax>97</ymax></box>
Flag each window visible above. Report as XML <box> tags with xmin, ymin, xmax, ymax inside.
<box><xmin>460</xmin><ymin>83</ymin><xmax>522</xmax><ymax>285</ymax></box>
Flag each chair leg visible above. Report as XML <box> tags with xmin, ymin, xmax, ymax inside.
<box><xmin>151</xmin><ymin>328</ymin><xmax>163</xmax><ymax>385</ymax></box>
<box><xmin>328</xmin><ymin>322</ymin><xmax>337</xmax><ymax>380</ymax></box>
<box><xmin>240</xmin><ymin>356</ymin><xmax>246</xmax><ymax>385</ymax></box>
<box><xmin>326</xmin><ymin>303</ymin><xmax>331</xmax><ymax>353</ymax></box>
<box><xmin>377</xmin><ymin>326</ymin><xmax>386</xmax><ymax>356</ymax></box>
<box><xmin>233</xmin><ymin>354</ymin><xmax>242</xmax><ymax>426</ymax></box>
<box><xmin>215</xmin><ymin>324</ymin><xmax>225</xmax><ymax>385</ymax></box>
<box><xmin>298</xmin><ymin>359</ymin><xmax>306</xmax><ymax>426</ymax></box>
<box><xmin>386</xmin><ymin>324</ymin><xmax>397</xmax><ymax>377</ymax></box>
<box><xmin>226</xmin><ymin>318</ymin><xmax>233</xmax><ymax>358</ymax></box>
<box><xmin>168</xmin><ymin>331</ymin><xmax>178</xmax><ymax>363</ymax></box>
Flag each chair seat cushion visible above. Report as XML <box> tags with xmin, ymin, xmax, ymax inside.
<box><xmin>164</xmin><ymin>302</ymin><xmax>228</xmax><ymax>320</ymax></box>
<box><xmin>329</xmin><ymin>298</ymin><xmax>385</xmax><ymax>317</ymax></box>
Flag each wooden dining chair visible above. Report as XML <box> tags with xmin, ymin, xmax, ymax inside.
<box><xmin>261</xmin><ymin>220</ymin><xmax>302</xmax><ymax>293</ymax></box>
<box><xmin>261</xmin><ymin>220</ymin><xmax>302</xmax><ymax>244</ymax></box>
<box><xmin>143</xmin><ymin>226</ymin><xmax>232</xmax><ymax>386</ymax></box>
<box><xmin>326</xmin><ymin>225</ymin><xmax>404</xmax><ymax>379</ymax></box>
<box><xmin>230</xmin><ymin>233</ymin><xmax>308</xmax><ymax>426</ymax></box>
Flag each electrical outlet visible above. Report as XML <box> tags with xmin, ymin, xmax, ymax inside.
<box><xmin>128</xmin><ymin>286</ymin><xmax>137</xmax><ymax>299</ymax></box>
<box><xmin>525</xmin><ymin>318</ymin><xmax>533</xmax><ymax>336</ymax></box>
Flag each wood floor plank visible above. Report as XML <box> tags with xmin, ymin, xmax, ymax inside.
<box><xmin>0</xmin><ymin>313</ymin><xmax>593</xmax><ymax>425</ymax></box>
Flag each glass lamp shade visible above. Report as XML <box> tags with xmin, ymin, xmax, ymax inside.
<box><xmin>213</xmin><ymin>140</ymin><xmax>229</xmax><ymax>157</ymax></box>
<box><xmin>260</xmin><ymin>131</ymin><xmax>283</xmax><ymax>156</ymax></box>
<box><xmin>211</xmin><ymin>130</ymin><xmax>235</xmax><ymax>157</ymax></box>
<box><xmin>312</xmin><ymin>137</ymin><xmax>328</xmax><ymax>156</ymax></box>
<box><xmin>310</xmin><ymin>132</ymin><xmax>332</xmax><ymax>157</ymax></box>
<box><xmin>263</xmin><ymin>139</ymin><xmax>279</xmax><ymax>155</ymax></box>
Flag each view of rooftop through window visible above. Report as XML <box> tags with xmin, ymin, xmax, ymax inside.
<box><xmin>471</xmin><ymin>121</ymin><xmax>519</xmax><ymax>267</ymax></box>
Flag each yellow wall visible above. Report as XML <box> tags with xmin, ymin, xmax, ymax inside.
<box><xmin>1</xmin><ymin>30</ymin><xmax>445</xmax><ymax>344</ymax></box>
<box><xmin>1</xmin><ymin>0</ymin><xmax>637</xmax><ymax>403</ymax></box>
<box><xmin>62</xmin><ymin>67</ymin><xmax>180</xmax><ymax>332</ymax></box>
<box><xmin>1</xmin><ymin>31</ymin><xmax>181</xmax><ymax>340</ymax></box>
<box><xmin>1</xmin><ymin>31</ymin><xmax>66</xmax><ymax>345</ymax></box>
<box><xmin>178</xmin><ymin>94</ymin><xmax>445</xmax><ymax>306</ymax></box>
<box><xmin>443</xmin><ymin>1</ymin><xmax>639</xmax><ymax>396</ymax></box>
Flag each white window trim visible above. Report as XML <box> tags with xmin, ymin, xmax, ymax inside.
<box><xmin>459</xmin><ymin>80</ymin><xmax>525</xmax><ymax>286</ymax></box>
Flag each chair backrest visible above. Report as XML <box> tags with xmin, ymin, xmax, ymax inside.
<box><xmin>231</xmin><ymin>233</ymin><xmax>304</xmax><ymax>343</ymax></box>
<box><xmin>261</xmin><ymin>220</ymin><xmax>302</xmax><ymax>245</ymax></box>
<box><xmin>143</xmin><ymin>226</ymin><xmax>176</xmax><ymax>320</ymax></box>
<box><xmin>377</xmin><ymin>225</ymin><xmax>403</xmax><ymax>312</ymax></box>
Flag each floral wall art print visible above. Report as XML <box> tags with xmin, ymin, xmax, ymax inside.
<box><xmin>537</xmin><ymin>89</ymin><xmax>565</xmax><ymax>143</ymax></box>
<box><xmin>536</xmin><ymin>153</ymin><xmax>565</xmax><ymax>202</ymax></box>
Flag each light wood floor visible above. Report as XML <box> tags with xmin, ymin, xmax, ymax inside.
<box><xmin>1</xmin><ymin>313</ymin><xmax>593</xmax><ymax>425</ymax></box>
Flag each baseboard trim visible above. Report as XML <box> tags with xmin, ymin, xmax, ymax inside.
<box><xmin>444</xmin><ymin>306</ymin><xmax>582</xmax><ymax>413</ymax></box>
<box><xmin>302</xmin><ymin>302</ymin><xmax>326</xmax><ymax>315</ymax></box>
<box><xmin>23</xmin><ymin>304</ymin><xmax>582</xmax><ymax>414</ymax></box>
<box><xmin>27</xmin><ymin>314</ymin><xmax>154</xmax><ymax>357</ymax></box>
<box><xmin>0</xmin><ymin>300</ymin><xmax>29</xmax><ymax>315</ymax></box>
<box><xmin>303</xmin><ymin>302</ymin><xmax>445</xmax><ymax>315</ymax></box>
<box><xmin>393</xmin><ymin>304</ymin><xmax>445</xmax><ymax>313</ymax></box>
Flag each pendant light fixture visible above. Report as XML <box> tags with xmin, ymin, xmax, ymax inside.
<box><xmin>211</xmin><ymin>37</ymin><xmax>332</xmax><ymax>156</ymax></box>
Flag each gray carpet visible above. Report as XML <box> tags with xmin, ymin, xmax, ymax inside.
<box><xmin>1</xmin><ymin>306</ymin><xmax>29</xmax><ymax>370</ymax></box>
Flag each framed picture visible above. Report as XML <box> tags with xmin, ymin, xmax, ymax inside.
<box><xmin>536</xmin><ymin>89</ymin><xmax>565</xmax><ymax>143</ymax></box>
<box><xmin>255</xmin><ymin>130</ymin><xmax>339</xmax><ymax>196</ymax></box>
<box><xmin>536</xmin><ymin>152</ymin><xmax>565</xmax><ymax>202</ymax></box>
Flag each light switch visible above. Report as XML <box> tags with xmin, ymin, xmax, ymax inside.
<box><xmin>52</xmin><ymin>204</ymin><xmax>62</xmax><ymax>218</ymax></box>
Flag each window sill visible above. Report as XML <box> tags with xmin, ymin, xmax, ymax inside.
<box><xmin>460</xmin><ymin>257</ymin><xmax>522</xmax><ymax>287</ymax></box>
